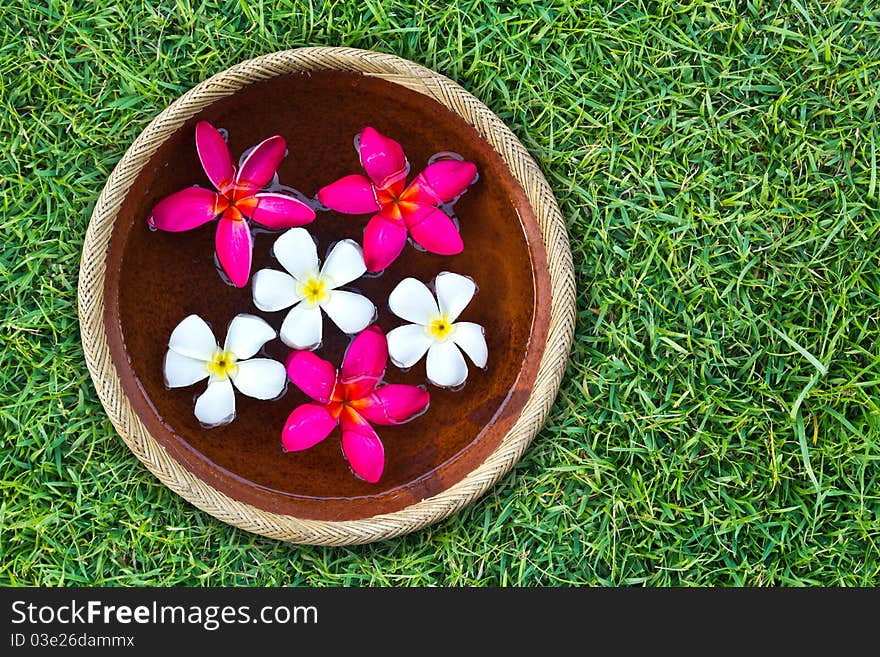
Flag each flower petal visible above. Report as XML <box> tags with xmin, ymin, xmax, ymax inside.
<box><xmin>272</xmin><ymin>227</ymin><xmax>319</xmax><ymax>281</ymax></box>
<box><xmin>148</xmin><ymin>187</ymin><xmax>224</xmax><ymax>232</ymax></box>
<box><xmin>340</xmin><ymin>324</ymin><xmax>386</xmax><ymax>398</ymax></box>
<box><xmin>405</xmin><ymin>159</ymin><xmax>477</xmax><ymax>204</ymax></box>
<box><xmin>246</xmin><ymin>192</ymin><xmax>315</xmax><ymax>229</ymax></box>
<box><xmin>404</xmin><ymin>204</ymin><xmax>464</xmax><ymax>256</ymax></box>
<box><xmin>341</xmin><ymin>410</ymin><xmax>384</xmax><ymax>483</ymax></box>
<box><xmin>361</xmin><ymin>213</ymin><xmax>406</xmax><ymax>272</ymax></box>
<box><xmin>426</xmin><ymin>341</ymin><xmax>468</xmax><ymax>388</ymax></box>
<box><xmin>434</xmin><ymin>271</ymin><xmax>476</xmax><ymax>322</ymax></box>
<box><xmin>281</xmin><ymin>403</ymin><xmax>338</xmax><ymax>452</ymax></box>
<box><xmin>255</xmin><ymin>279</ymin><xmax>302</xmax><ymax>322</ymax></box>
<box><xmin>359</xmin><ymin>126</ymin><xmax>407</xmax><ymax>192</ymax></box>
<box><xmin>216</xmin><ymin>213</ymin><xmax>253</xmax><ymax>288</ymax></box>
<box><xmin>320</xmin><ymin>239</ymin><xmax>367</xmax><ymax>288</ymax></box>
<box><xmin>279</xmin><ymin>303</ymin><xmax>323</xmax><ymax>349</ymax></box>
<box><xmin>451</xmin><ymin>322</ymin><xmax>488</xmax><ymax>368</ymax></box>
<box><xmin>235</xmin><ymin>134</ymin><xmax>286</xmax><ymax>192</ymax></box>
<box><xmin>317</xmin><ymin>174</ymin><xmax>380</xmax><ymax>214</ymax></box>
<box><xmin>163</xmin><ymin>350</ymin><xmax>209</xmax><ymax>388</ymax></box>
<box><xmin>388</xmin><ymin>277</ymin><xmax>439</xmax><ymax>325</ymax></box>
<box><xmin>356</xmin><ymin>384</ymin><xmax>429</xmax><ymax>426</ymax></box>
<box><xmin>285</xmin><ymin>350</ymin><xmax>338</xmax><ymax>404</ymax></box>
<box><xmin>223</xmin><ymin>313</ymin><xmax>276</xmax><ymax>359</ymax></box>
<box><xmin>194</xmin><ymin>378</ymin><xmax>236</xmax><ymax>427</ymax></box>
<box><xmin>195</xmin><ymin>121</ymin><xmax>235</xmax><ymax>193</ymax></box>
<box><xmin>386</xmin><ymin>324</ymin><xmax>433</xmax><ymax>368</ymax></box>
<box><xmin>322</xmin><ymin>290</ymin><xmax>376</xmax><ymax>335</ymax></box>
<box><xmin>252</xmin><ymin>268</ymin><xmax>302</xmax><ymax>312</ymax></box>
<box><xmin>169</xmin><ymin>314</ymin><xmax>218</xmax><ymax>360</ymax></box>
<box><xmin>230</xmin><ymin>358</ymin><xmax>287</xmax><ymax>400</ymax></box>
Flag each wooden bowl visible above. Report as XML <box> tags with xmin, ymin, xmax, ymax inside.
<box><xmin>78</xmin><ymin>48</ymin><xmax>574</xmax><ymax>545</ymax></box>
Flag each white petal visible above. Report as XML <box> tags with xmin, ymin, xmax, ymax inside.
<box><xmin>426</xmin><ymin>341</ymin><xmax>468</xmax><ymax>388</ymax></box>
<box><xmin>387</xmin><ymin>324</ymin><xmax>433</xmax><ymax>368</ymax></box>
<box><xmin>451</xmin><ymin>322</ymin><xmax>487</xmax><ymax>368</ymax></box>
<box><xmin>194</xmin><ymin>378</ymin><xmax>236</xmax><ymax>427</ymax></box>
<box><xmin>164</xmin><ymin>350</ymin><xmax>209</xmax><ymax>388</ymax></box>
<box><xmin>273</xmin><ymin>227</ymin><xmax>319</xmax><ymax>281</ymax></box>
<box><xmin>320</xmin><ymin>239</ymin><xmax>367</xmax><ymax>288</ymax></box>
<box><xmin>252</xmin><ymin>268</ymin><xmax>302</xmax><ymax>312</ymax></box>
<box><xmin>388</xmin><ymin>277</ymin><xmax>439</xmax><ymax>325</ymax></box>
<box><xmin>279</xmin><ymin>303</ymin><xmax>323</xmax><ymax>349</ymax></box>
<box><xmin>224</xmin><ymin>314</ymin><xmax>276</xmax><ymax>359</ymax></box>
<box><xmin>230</xmin><ymin>358</ymin><xmax>287</xmax><ymax>400</ymax></box>
<box><xmin>321</xmin><ymin>290</ymin><xmax>375</xmax><ymax>334</ymax></box>
<box><xmin>168</xmin><ymin>314</ymin><xmax>217</xmax><ymax>360</ymax></box>
<box><xmin>435</xmin><ymin>271</ymin><xmax>476</xmax><ymax>322</ymax></box>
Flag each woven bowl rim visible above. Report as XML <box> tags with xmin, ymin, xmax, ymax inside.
<box><xmin>77</xmin><ymin>46</ymin><xmax>575</xmax><ymax>545</ymax></box>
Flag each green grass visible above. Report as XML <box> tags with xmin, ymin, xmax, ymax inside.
<box><xmin>2</xmin><ymin>0</ymin><xmax>880</xmax><ymax>586</ymax></box>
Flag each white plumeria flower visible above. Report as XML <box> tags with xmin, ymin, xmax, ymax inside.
<box><xmin>252</xmin><ymin>227</ymin><xmax>376</xmax><ymax>349</ymax></box>
<box><xmin>387</xmin><ymin>272</ymin><xmax>488</xmax><ymax>388</ymax></box>
<box><xmin>164</xmin><ymin>314</ymin><xmax>287</xmax><ymax>427</ymax></box>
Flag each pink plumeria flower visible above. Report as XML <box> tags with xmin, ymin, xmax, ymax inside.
<box><xmin>387</xmin><ymin>272</ymin><xmax>487</xmax><ymax>388</ymax></box>
<box><xmin>164</xmin><ymin>314</ymin><xmax>287</xmax><ymax>427</ymax></box>
<box><xmin>317</xmin><ymin>126</ymin><xmax>477</xmax><ymax>272</ymax></box>
<box><xmin>252</xmin><ymin>228</ymin><xmax>376</xmax><ymax>350</ymax></box>
<box><xmin>148</xmin><ymin>121</ymin><xmax>316</xmax><ymax>287</ymax></box>
<box><xmin>282</xmin><ymin>325</ymin><xmax>430</xmax><ymax>483</ymax></box>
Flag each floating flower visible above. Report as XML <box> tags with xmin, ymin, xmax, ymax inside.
<box><xmin>148</xmin><ymin>121</ymin><xmax>316</xmax><ymax>287</ymax></box>
<box><xmin>387</xmin><ymin>272</ymin><xmax>487</xmax><ymax>388</ymax></box>
<box><xmin>317</xmin><ymin>126</ymin><xmax>477</xmax><ymax>272</ymax></box>
<box><xmin>283</xmin><ymin>325</ymin><xmax>429</xmax><ymax>483</ymax></box>
<box><xmin>252</xmin><ymin>227</ymin><xmax>376</xmax><ymax>350</ymax></box>
<box><xmin>164</xmin><ymin>314</ymin><xmax>287</xmax><ymax>427</ymax></box>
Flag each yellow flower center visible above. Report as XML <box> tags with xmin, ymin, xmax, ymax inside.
<box><xmin>302</xmin><ymin>277</ymin><xmax>329</xmax><ymax>306</ymax></box>
<box><xmin>428</xmin><ymin>315</ymin><xmax>455</xmax><ymax>341</ymax></box>
<box><xmin>207</xmin><ymin>349</ymin><xmax>238</xmax><ymax>379</ymax></box>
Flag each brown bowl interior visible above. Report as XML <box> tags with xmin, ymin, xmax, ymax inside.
<box><xmin>105</xmin><ymin>70</ymin><xmax>549</xmax><ymax>521</ymax></box>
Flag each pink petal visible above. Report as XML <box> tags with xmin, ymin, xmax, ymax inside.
<box><xmin>340</xmin><ymin>410</ymin><xmax>384</xmax><ymax>483</ymax></box>
<box><xmin>359</xmin><ymin>126</ymin><xmax>407</xmax><ymax>192</ymax></box>
<box><xmin>235</xmin><ymin>134</ymin><xmax>286</xmax><ymax>193</ymax></box>
<box><xmin>363</xmin><ymin>213</ymin><xmax>408</xmax><ymax>272</ymax></box>
<box><xmin>341</xmin><ymin>325</ymin><xmax>387</xmax><ymax>399</ymax></box>
<box><xmin>147</xmin><ymin>187</ymin><xmax>224</xmax><ymax>232</ymax></box>
<box><xmin>404</xmin><ymin>160</ymin><xmax>477</xmax><ymax>204</ymax></box>
<box><xmin>317</xmin><ymin>174</ymin><xmax>380</xmax><ymax>214</ymax></box>
<box><xmin>285</xmin><ymin>350</ymin><xmax>338</xmax><ymax>404</ymax></box>
<box><xmin>243</xmin><ymin>192</ymin><xmax>316</xmax><ymax>228</ymax></box>
<box><xmin>356</xmin><ymin>384</ymin><xmax>429</xmax><ymax>426</ymax></box>
<box><xmin>403</xmin><ymin>204</ymin><xmax>464</xmax><ymax>256</ymax></box>
<box><xmin>195</xmin><ymin>121</ymin><xmax>235</xmax><ymax>193</ymax></box>
<box><xmin>282</xmin><ymin>403</ymin><xmax>338</xmax><ymax>452</ymax></box>
<box><xmin>215</xmin><ymin>211</ymin><xmax>253</xmax><ymax>287</ymax></box>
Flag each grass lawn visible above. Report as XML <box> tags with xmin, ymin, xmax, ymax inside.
<box><xmin>2</xmin><ymin>0</ymin><xmax>880</xmax><ymax>586</ymax></box>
